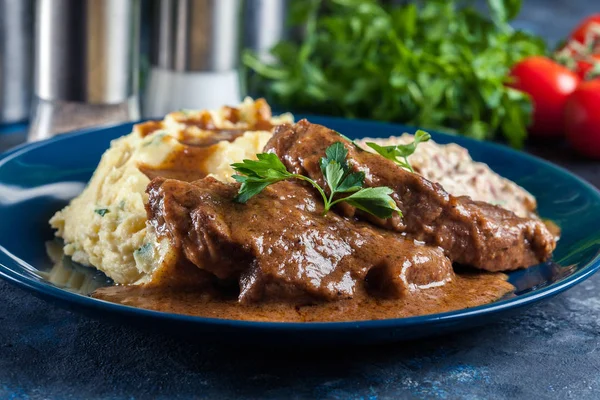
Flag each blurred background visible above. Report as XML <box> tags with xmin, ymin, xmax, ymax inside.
<box><xmin>0</xmin><ymin>0</ymin><xmax>598</xmax><ymax>156</ymax></box>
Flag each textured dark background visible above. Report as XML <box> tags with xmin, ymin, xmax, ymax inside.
<box><xmin>1</xmin><ymin>1</ymin><xmax>600</xmax><ymax>399</ymax></box>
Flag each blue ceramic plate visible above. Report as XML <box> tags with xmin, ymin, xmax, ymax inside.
<box><xmin>0</xmin><ymin>117</ymin><xmax>599</xmax><ymax>345</ymax></box>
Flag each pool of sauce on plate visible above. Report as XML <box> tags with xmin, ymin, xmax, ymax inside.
<box><xmin>92</xmin><ymin>272</ymin><xmax>513</xmax><ymax>322</ymax></box>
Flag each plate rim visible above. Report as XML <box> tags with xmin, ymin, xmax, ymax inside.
<box><xmin>1</xmin><ymin>117</ymin><xmax>599</xmax><ymax>330</ymax></box>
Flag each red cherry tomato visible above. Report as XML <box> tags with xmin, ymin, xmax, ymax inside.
<box><xmin>576</xmin><ymin>54</ymin><xmax>600</xmax><ymax>80</ymax></box>
<box><xmin>565</xmin><ymin>79</ymin><xmax>600</xmax><ymax>159</ymax></box>
<box><xmin>569</xmin><ymin>14</ymin><xmax>600</xmax><ymax>44</ymax></box>
<box><xmin>509</xmin><ymin>56</ymin><xmax>580</xmax><ymax>136</ymax></box>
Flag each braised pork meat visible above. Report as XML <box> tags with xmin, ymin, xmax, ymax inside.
<box><xmin>264</xmin><ymin>120</ymin><xmax>556</xmax><ymax>271</ymax></box>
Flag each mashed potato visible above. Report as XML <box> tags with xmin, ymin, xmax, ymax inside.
<box><xmin>50</xmin><ymin>98</ymin><xmax>293</xmax><ymax>284</ymax></box>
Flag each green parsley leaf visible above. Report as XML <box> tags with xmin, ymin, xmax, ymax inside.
<box><xmin>337</xmin><ymin>131</ymin><xmax>354</xmax><ymax>143</ymax></box>
<box><xmin>366</xmin><ymin>130</ymin><xmax>431</xmax><ymax>172</ymax></box>
<box><xmin>487</xmin><ymin>0</ymin><xmax>521</xmax><ymax>25</ymax></box>
<box><xmin>233</xmin><ymin>179</ymin><xmax>274</xmax><ymax>203</ymax></box>
<box><xmin>336</xmin><ymin>131</ymin><xmax>366</xmax><ymax>151</ymax></box>
<box><xmin>325</xmin><ymin>142</ymin><xmax>348</xmax><ymax>167</ymax></box>
<box><xmin>336</xmin><ymin>171</ymin><xmax>365</xmax><ymax>193</ymax></box>
<box><xmin>231</xmin><ymin>142</ymin><xmax>400</xmax><ymax>219</ymax></box>
<box><xmin>324</xmin><ymin>160</ymin><xmax>345</xmax><ymax>194</ymax></box>
<box><xmin>365</xmin><ymin>142</ymin><xmax>397</xmax><ymax>161</ymax></box>
<box><xmin>135</xmin><ymin>243</ymin><xmax>152</xmax><ymax>256</ymax></box>
<box><xmin>395</xmin><ymin>130</ymin><xmax>431</xmax><ymax>157</ymax></box>
<box><xmin>231</xmin><ymin>153</ymin><xmax>290</xmax><ymax>179</ymax></box>
<box><xmin>338</xmin><ymin>187</ymin><xmax>402</xmax><ymax>219</ymax></box>
<box><xmin>94</xmin><ymin>208</ymin><xmax>110</xmax><ymax>217</ymax></box>
<box><xmin>231</xmin><ymin>155</ymin><xmax>293</xmax><ymax>203</ymax></box>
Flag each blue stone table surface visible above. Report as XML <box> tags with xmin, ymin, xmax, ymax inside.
<box><xmin>1</xmin><ymin>2</ymin><xmax>600</xmax><ymax>398</ymax></box>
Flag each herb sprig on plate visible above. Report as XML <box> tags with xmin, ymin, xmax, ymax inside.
<box><xmin>365</xmin><ymin>130</ymin><xmax>431</xmax><ymax>173</ymax></box>
<box><xmin>231</xmin><ymin>142</ymin><xmax>401</xmax><ymax>219</ymax></box>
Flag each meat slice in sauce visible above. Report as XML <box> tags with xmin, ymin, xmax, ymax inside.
<box><xmin>146</xmin><ymin>177</ymin><xmax>454</xmax><ymax>303</ymax></box>
<box><xmin>264</xmin><ymin>120</ymin><xmax>556</xmax><ymax>272</ymax></box>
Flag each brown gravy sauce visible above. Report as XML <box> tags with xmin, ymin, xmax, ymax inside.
<box><xmin>139</xmin><ymin>145</ymin><xmax>218</xmax><ymax>182</ymax></box>
<box><xmin>178</xmin><ymin>130</ymin><xmax>248</xmax><ymax>147</ymax></box>
<box><xmin>134</xmin><ymin>112</ymin><xmax>274</xmax><ymax>182</ymax></box>
<box><xmin>133</xmin><ymin>99</ymin><xmax>275</xmax><ymax>142</ymax></box>
<box><xmin>135</xmin><ymin>120</ymin><xmax>164</xmax><ymax>137</ymax></box>
<box><xmin>544</xmin><ymin>219</ymin><xmax>561</xmax><ymax>241</ymax></box>
<box><xmin>93</xmin><ymin>272</ymin><xmax>513</xmax><ymax>322</ymax></box>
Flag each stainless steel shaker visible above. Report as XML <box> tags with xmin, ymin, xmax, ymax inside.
<box><xmin>243</xmin><ymin>0</ymin><xmax>289</xmax><ymax>63</ymax></box>
<box><xmin>144</xmin><ymin>0</ymin><xmax>243</xmax><ymax>117</ymax></box>
<box><xmin>28</xmin><ymin>0</ymin><xmax>141</xmax><ymax>141</ymax></box>
<box><xmin>0</xmin><ymin>0</ymin><xmax>33</xmax><ymax>124</ymax></box>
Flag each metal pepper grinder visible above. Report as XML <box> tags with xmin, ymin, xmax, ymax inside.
<box><xmin>0</xmin><ymin>0</ymin><xmax>34</xmax><ymax>125</ymax></box>
<box><xmin>143</xmin><ymin>0</ymin><xmax>242</xmax><ymax>117</ymax></box>
<box><xmin>243</xmin><ymin>0</ymin><xmax>289</xmax><ymax>63</ymax></box>
<box><xmin>28</xmin><ymin>0</ymin><xmax>141</xmax><ymax>142</ymax></box>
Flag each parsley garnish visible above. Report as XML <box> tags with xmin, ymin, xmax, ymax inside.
<box><xmin>134</xmin><ymin>243</ymin><xmax>152</xmax><ymax>255</ymax></box>
<box><xmin>94</xmin><ymin>208</ymin><xmax>110</xmax><ymax>217</ymax></box>
<box><xmin>231</xmin><ymin>143</ymin><xmax>401</xmax><ymax>219</ymax></box>
<box><xmin>336</xmin><ymin>131</ymin><xmax>365</xmax><ymax>151</ymax></box>
<box><xmin>366</xmin><ymin>130</ymin><xmax>431</xmax><ymax>173</ymax></box>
